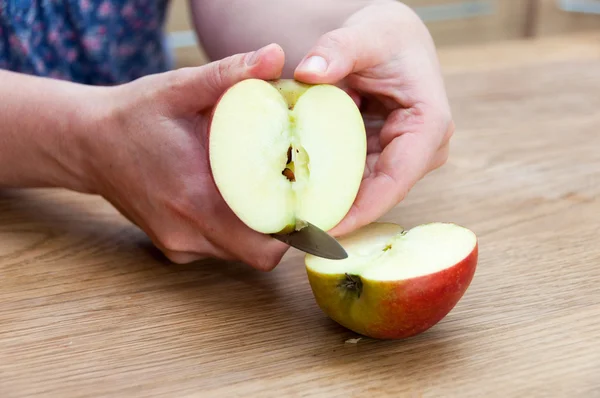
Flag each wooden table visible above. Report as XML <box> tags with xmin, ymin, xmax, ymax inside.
<box><xmin>2</xmin><ymin>33</ymin><xmax>599</xmax><ymax>397</ymax></box>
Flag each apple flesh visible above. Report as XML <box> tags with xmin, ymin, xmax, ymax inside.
<box><xmin>208</xmin><ymin>79</ymin><xmax>366</xmax><ymax>234</ymax></box>
<box><xmin>305</xmin><ymin>222</ymin><xmax>478</xmax><ymax>339</ymax></box>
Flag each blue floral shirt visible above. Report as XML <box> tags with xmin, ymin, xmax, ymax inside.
<box><xmin>0</xmin><ymin>0</ymin><xmax>171</xmax><ymax>85</ymax></box>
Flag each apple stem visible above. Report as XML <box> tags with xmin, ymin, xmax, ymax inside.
<box><xmin>339</xmin><ymin>273</ymin><xmax>363</xmax><ymax>299</ymax></box>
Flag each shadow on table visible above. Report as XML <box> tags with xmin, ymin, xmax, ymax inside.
<box><xmin>0</xmin><ymin>188</ymin><xmax>291</xmax><ymax>307</ymax></box>
<box><xmin>0</xmin><ymin>188</ymin><xmax>467</xmax><ymax>380</ymax></box>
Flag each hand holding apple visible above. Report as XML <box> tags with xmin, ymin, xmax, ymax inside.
<box><xmin>294</xmin><ymin>2</ymin><xmax>455</xmax><ymax>237</ymax></box>
<box><xmin>80</xmin><ymin>44</ymin><xmax>293</xmax><ymax>270</ymax></box>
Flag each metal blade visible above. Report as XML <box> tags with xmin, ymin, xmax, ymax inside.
<box><xmin>271</xmin><ymin>221</ymin><xmax>348</xmax><ymax>260</ymax></box>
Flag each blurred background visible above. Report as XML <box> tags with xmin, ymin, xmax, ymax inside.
<box><xmin>164</xmin><ymin>0</ymin><xmax>600</xmax><ymax>68</ymax></box>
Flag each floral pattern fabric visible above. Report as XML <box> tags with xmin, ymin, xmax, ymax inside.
<box><xmin>0</xmin><ymin>0</ymin><xmax>171</xmax><ymax>85</ymax></box>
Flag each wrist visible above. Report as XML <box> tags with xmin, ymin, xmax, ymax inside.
<box><xmin>0</xmin><ymin>71</ymin><xmax>109</xmax><ymax>193</ymax></box>
<box><xmin>58</xmin><ymin>84</ymin><xmax>116</xmax><ymax>195</ymax></box>
<box><xmin>34</xmin><ymin>81</ymin><xmax>112</xmax><ymax>194</ymax></box>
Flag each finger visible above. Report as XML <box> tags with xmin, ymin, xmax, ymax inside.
<box><xmin>367</xmin><ymin>133</ymin><xmax>382</xmax><ymax>154</ymax></box>
<box><xmin>293</xmin><ymin>1</ymin><xmax>424</xmax><ymax>84</ymax></box>
<box><xmin>293</xmin><ymin>25</ymin><xmax>389</xmax><ymax>84</ymax></box>
<box><xmin>442</xmin><ymin>119</ymin><xmax>456</xmax><ymax>145</ymax></box>
<box><xmin>190</xmin><ymin>170</ymin><xmax>291</xmax><ymax>271</ymax></box>
<box><xmin>161</xmin><ymin>246</ymin><xmax>237</xmax><ymax>265</ymax></box>
<box><xmin>207</xmin><ymin>198</ymin><xmax>291</xmax><ymax>271</ymax></box>
<box><xmin>165</xmin><ymin>43</ymin><xmax>286</xmax><ymax>114</ymax></box>
<box><xmin>148</xmin><ymin>218</ymin><xmax>240</xmax><ymax>264</ymax></box>
<box><xmin>204</xmin><ymin>209</ymin><xmax>291</xmax><ymax>272</ymax></box>
<box><xmin>360</xmin><ymin>94</ymin><xmax>394</xmax><ymax>117</ymax></box>
<box><xmin>343</xmin><ymin>87</ymin><xmax>362</xmax><ymax>108</ymax></box>
<box><xmin>364</xmin><ymin>114</ymin><xmax>386</xmax><ymax>154</ymax></box>
<box><xmin>213</xmin><ymin>235</ymin><xmax>290</xmax><ymax>272</ymax></box>
<box><xmin>329</xmin><ymin>130</ymin><xmax>436</xmax><ymax>237</ymax></box>
<box><xmin>161</xmin><ymin>250</ymin><xmax>206</xmax><ymax>264</ymax></box>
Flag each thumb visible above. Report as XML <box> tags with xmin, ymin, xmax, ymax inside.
<box><xmin>294</xmin><ymin>26</ymin><xmax>387</xmax><ymax>84</ymax></box>
<box><xmin>165</xmin><ymin>43</ymin><xmax>285</xmax><ymax>113</ymax></box>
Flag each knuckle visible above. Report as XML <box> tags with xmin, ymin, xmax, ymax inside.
<box><xmin>321</xmin><ymin>29</ymin><xmax>349</xmax><ymax>50</ymax></box>
<box><xmin>317</xmin><ymin>28</ymin><xmax>357</xmax><ymax>67</ymax></box>
<box><xmin>250</xmin><ymin>250</ymin><xmax>285</xmax><ymax>272</ymax></box>
<box><xmin>155</xmin><ymin>208</ymin><xmax>197</xmax><ymax>254</ymax></box>
<box><xmin>163</xmin><ymin>249</ymin><xmax>203</xmax><ymax>264</ymax></box>
<box><xmin>439</xmin><ymin>149</ymin><xmax>450</xmax><ymax>165</ymax></box>
<box><xmin>205</xmin><ymin>54</ymin><xmax>244</xmax><ymax>91</ymax></box>
<box><xmin>208</xmin><ymin>62</ymin><xmax>228</xmax><ymax>91</ymax></box>
<box><xmin>442</xmin><ymin>115</ymin><xmax>455</xmax><ymax>142</ymax></box>
<box><xmin>432</xmin><ymin>146</ymin><xmax>450</xmax><ymax>171</ymax></box>
<box><xmin>158</xmin><ymin>230</ymin><xmax>213</xmax><ymax>264</ymax></box>
<box><xmin>158</xmin><ymin>231</ymin><xmax>188</xmax><ymax>254</ymax></box>
<box><xmin>154</xmin><ymin>69</ymin><xmax>196</xmax><ymax>111</ymax></box>
<box><xmin>164</xmin><ymin>68</ymin><xmax>192</xmax><ymax>94</ymax></box>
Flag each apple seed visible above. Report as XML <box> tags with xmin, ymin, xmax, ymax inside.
<box><xmin>282</xmin><ymin>168</ymin><xmax>296</xmax><ymax>182</ymax></box>
<box><xmin>282</xmin><ymin>145</ymin><xmax>297</xmax><ymax>181</ymax></box>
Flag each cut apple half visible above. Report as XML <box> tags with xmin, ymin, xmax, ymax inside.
<box><xmin>305</xmin><ymin>222</ymin><xmax>478</xmax><ymax>339</ymax></box>
<box><xmin>208</xmin><ymin>79</ymin><xmax>366</xmax><ymax>234</ymax></box>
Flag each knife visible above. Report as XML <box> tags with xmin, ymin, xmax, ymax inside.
<box><xmin>271</xmin><ymin>220</ymin><xmax>348</xmax><ymax>260</ymax></box>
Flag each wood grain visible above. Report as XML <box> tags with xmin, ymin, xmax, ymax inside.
<box><xmin>1</xmin><ymin>34</ymin><xmax>600</xmax><ymax>397</ymax></box>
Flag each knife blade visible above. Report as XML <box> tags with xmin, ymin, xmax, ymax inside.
<box><xmin>271</xmin><ymin>220</ymin><xmax>348</xmax><ymax>260</ymax></box>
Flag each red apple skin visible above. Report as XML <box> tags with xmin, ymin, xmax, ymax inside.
<box><xmin>305</xmin><ymin>243</ymin><xmax>478</xmax><ymax>340</ymax></box>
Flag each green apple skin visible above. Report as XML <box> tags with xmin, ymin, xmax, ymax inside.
<box><xmin>305</xmin><ymin>239</ymin><xmax>478</xmax><ymax>340</ymax></box>
<box><xmin>269</xmin><ymin>79</ymin><xmax>311</xmax><ymax>108</ymax></box>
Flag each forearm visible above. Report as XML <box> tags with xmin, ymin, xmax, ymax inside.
<box><xmin>0</xmin><ymin>70</ymin><xmax>100</xmax><ymax>192</ymax></box>
<box><xmin>189</xmin><ymin>0</ymin><xmax>392</xmax><ymax>76</ymax></box>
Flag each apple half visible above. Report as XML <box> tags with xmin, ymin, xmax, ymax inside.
<box><xmin>208</xmin><ymin>79</ymin><xmax>366</xmax><ymax>234</ymax></box>
<box><xmin>305</xmin><ymin>222</ymin><xmax>478</xmax><ymax>339</ymax></box>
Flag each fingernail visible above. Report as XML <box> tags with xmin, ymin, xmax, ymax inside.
<box><xmin>298</xmin><ymin>56</ymin><xmax>328</xmax><ymax>73</ymax></box>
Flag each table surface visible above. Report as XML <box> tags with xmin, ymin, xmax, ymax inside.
<box><xmin>2</xmin><ymin>33</ymin><xmax>599</xmax><ymax>397</ymax></box>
